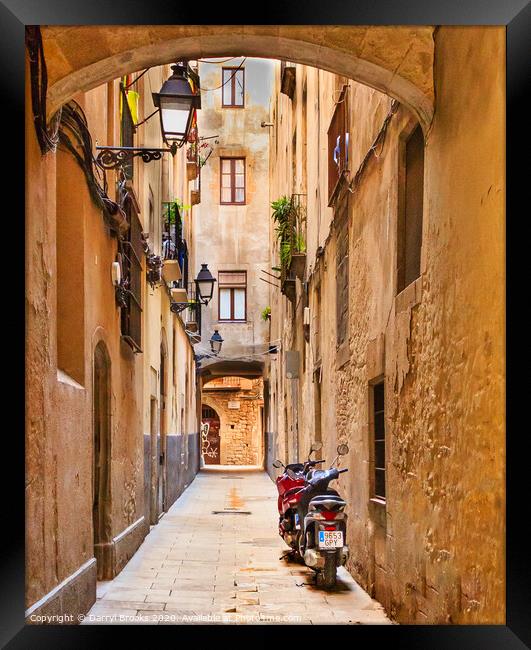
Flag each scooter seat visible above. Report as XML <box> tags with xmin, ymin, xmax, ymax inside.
<box><xmin>309</xmin><ymin>495</ymin><xmax>346</xmax><ymax>509</ymax></box>
<box><xmin>310</xmin><ymin>494</ymin><xmax>344</xmax><ymax>502</ymax></box>
<box><xmin>285</xmin><ymin>486</ymin><xmax>304</xmax><ymax>498</ymax></box>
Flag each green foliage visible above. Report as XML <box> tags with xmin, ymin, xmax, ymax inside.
<box><xmin>261</xmin><ymin>306</ymin><xmax>271</xmax><ymax>321</ymax></box>
<box><xmin>271</xmin><ymin>196</ymin><xmax>306</xmax><ymax>270</ymax></box>
<box><xmin>294</xmin><ymin>233</ymin><xmax>306</xmax><ymax>254</ymax></box>
<box><xmin>166</xmin><ymin>199</ymin><xmax>191</xmax><ymax>225</ymax></box>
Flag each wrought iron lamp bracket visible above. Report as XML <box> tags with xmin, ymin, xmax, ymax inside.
<box><xmin>170</xmin><ymin>302</ymin><xmax>191</xmax><ymax>315</ymax></box>
<box><xmin>96</xmin><ymin>144</ymin><xmax>177</xmax><ymax>170</ymax></box>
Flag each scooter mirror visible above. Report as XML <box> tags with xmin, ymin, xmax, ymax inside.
<box><xmin>272</xmin><ymin>460</ymin><xmax>284</xmax><ymax>469</ymax></box>
<box><xmin>310</xmin><ymin>441</ymin><xmax>323</xmax><ymax>452</ymax></box>
<box><xmin>337</xmin><ymin>443</ymin><xmax>349</xmax><ymax>456</ymax></box>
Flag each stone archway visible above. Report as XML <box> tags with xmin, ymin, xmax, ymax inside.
<box><xmin>202</xmin><ymin>377</ymin><xmax>264</xmax><ymax>466</ymax></box>
<box><xmin>41</xmin><ymin>25</ymin><xmax>435</xmax><ymax>130</ymax></box>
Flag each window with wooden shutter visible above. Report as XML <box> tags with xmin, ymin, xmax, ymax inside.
<box><xmin>336</xmin><ymin>203</ymin><xmax>349</xmax><ymax>349</ymax></box>
<box><xmin>397</xmin><ymin>124</ymin><xmax>424</xmax><ymax>293</ymax></box>
<box><xmin>120</xmin><ymin>195</ymin><xmax>143</xmax><ymax>352</ymax></box>
<box><xmin>327</xmin><ymin>85</ymin><xmax>349</xmax><ymax>205</ymax></box>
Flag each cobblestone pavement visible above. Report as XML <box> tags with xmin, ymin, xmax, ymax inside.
<box><xmin>84</xmin><ymin>467</ymin><xmax>392</xmax><ymax>625</ymax></box>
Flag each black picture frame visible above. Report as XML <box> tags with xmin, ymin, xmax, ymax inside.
<box><xmin>3</xmin><ymin>0</ymin><xmax>528</xmax><ymax>646</ymax></box>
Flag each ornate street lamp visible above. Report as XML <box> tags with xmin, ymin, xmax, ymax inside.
<box><xmin>96</xmin><ymin>62</ymin><xmax>201</xmax><ymax>170</ymax></box>
<box><xmin>210</xmin><ymin>330</ymin><xmax>224</xmax><ymax>355</ymax></box>
<box><xmin>152</xmin><ymin>62</ymin><xmax>201</xmax><ymax>148</ymax></box>
<box><xmin>195</xmin><ymin>263</ymin><xmax>216</xmax><ymax>305</ymax></box>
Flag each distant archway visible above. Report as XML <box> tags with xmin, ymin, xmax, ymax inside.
<box><xmin>41</xmin><ymin>26</ymin><xmax>435</xmax><ymax>130</ymax></box>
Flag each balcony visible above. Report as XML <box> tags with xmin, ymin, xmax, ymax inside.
<box><xmin>288</xmin><ymin>193</ymin><xmax>307</xmax><ymax>280</ymax></box>
<box><xmin>162</xmin><ymin>201</ymin><xmax>189</xmax><ymax>288</ymax></box>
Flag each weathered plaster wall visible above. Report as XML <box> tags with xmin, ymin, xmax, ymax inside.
<box><xmin>194</xmin><ymin>58</ymin><xmax>273</xmax><ymax>357</ymax></box>
<box><xmin>202</xmin><ymin>377</ymin><xmax>264</xmax><ymax>465</ymax></box>
<box><xmin>267</xmin><ymin>26</ymin><xmax>504</xmax><ymax>624</ymax></box>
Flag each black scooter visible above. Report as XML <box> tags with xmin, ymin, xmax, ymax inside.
<box><xmin>293</xmin><ymin>444</ymin><xmax>350</xmax><ymax>589</ymax></box>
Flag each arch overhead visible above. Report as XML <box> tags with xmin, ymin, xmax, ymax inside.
<box><xmin>42</xmin><ymin>25</ymin><xmax>435</xmax><ymax>130</ymax></box>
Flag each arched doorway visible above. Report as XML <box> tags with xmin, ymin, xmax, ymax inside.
<box><xmin>93</xmin><ymin>341</ymin><xmax>112</xmax><ymax>580</ymax></box>
<box><xmin>201</xmin><ymin>405</ymin><xmax>220</xmax><ymax>465</ymax></box>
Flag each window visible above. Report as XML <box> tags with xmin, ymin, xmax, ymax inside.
<box><xmin>220</xmin><ymin>158</ymin><xmax>246</xmax><ymax>204</ymax></box>
<box><xmin>397</xmin><ymin>123</ymin><xmax>424</xmax><ymax>293</ymax></box>
<box><xmin>336</xmin><ymin>203</ymin><xmax>349</xmax><ymax>349</ymax></box>
<box><xmin>119</xmin><ymin>193</ymin><xmax>143</xmax><ymax>352</ymax></box>
<box><xmin>218</xmin><ymin>271</ymin><xmax>246</xmax><ymax>321</ymax></box>
<box><xmin>327</xmin><ymin>85</ymin><xmax>349</xmax><ymax>205</ymax></box>
<box><xmin>371</xmin><ymin>381</ymin><xmax>386</xmax><ymax>500</ymax></box>
<box><xmin>222</xmin><ymin>67</ymin><xmax>245</xmax><ymax>107</ymax></box>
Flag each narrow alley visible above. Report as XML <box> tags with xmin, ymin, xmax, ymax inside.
<box><xmin>24</xmin><ymin>25</ymin><xmax>505</xmax><ymax>628</ymax></box>
<box><xmin>84</xmin><ymin>468</ymin><xmax>391</xmax><ymax>625</ymax></box>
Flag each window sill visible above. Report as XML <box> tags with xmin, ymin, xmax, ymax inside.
<box><xmin>336</xmin><ymin>341</ymin><xmax>350</xmax><ymax>369</ymax></box>
<box><xmin>395</xmin><ymin>276</ymin><xmax>422</xmax><ymax>313</ymax></box>
<box><xmin>369</xmin><ymin>497</ymin><xmax>387</xmax><ymax>529</ymax></box>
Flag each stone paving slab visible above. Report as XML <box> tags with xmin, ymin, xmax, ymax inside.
<box><xmin>84</xmin><ymin>468</ymin><xmax>392</xmax><ymax>625</ymax></box>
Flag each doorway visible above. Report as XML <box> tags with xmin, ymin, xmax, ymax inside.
<box><xmin>159</xmin><ymin>341</ymin><xmax>167</xmax><ymax>516</ymax></box>
<box><xmin>149</xmin><ymin>396</ymin><xmax>159</xmax><ymax>525</ymax></box>
<box><xmin>201</xmin><ymin>405</ymin><xmax>220</xmax><ymax>464</ymax></box>
<box><xmin>93</xmin><ymin>341</ymin><xmax>112</xmax><ymax>579</ymax></box>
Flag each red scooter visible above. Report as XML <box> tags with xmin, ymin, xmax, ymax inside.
<box><xmin>272</xmin><ymin>442</ymin><xmax>324</xmax><ymax>557</ymax></box>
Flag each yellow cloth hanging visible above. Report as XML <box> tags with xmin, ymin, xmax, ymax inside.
<box><xmin>126</xmin><ymin>90</ymin><xmax>139</xmax><ymax>125</ymax></box>
<box><xmin>119</xmin><ymin>76</ymin><xmax>139</xmax><ymax>125</ymax></box>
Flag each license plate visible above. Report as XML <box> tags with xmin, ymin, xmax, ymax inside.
<box><xmin>318</xmin><ymin>530</ymin><xmax>343</xmax><ymax>548</ymax></box>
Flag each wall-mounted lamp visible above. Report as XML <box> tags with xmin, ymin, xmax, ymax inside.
<box><xmin>209</xmin><ymin>330</ymin><xmax>224</xmax><ymax>355</ymax></box>
<box><xmin>152</xmin><ymin>62</ymin><xmax>201</xmax><ymax>148</ymax></box>
<box><xmin>194</xmin><ymin>263</ymin><xmax>216</xmax><ymax>305</ymax></box>
<box><xmin>96</xmin><ymin>61</ymin><xmax>201</xmax><ymax>170</ymax></box>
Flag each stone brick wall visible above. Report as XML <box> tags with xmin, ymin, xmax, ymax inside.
<box><xmin>202</xmin><ymin>377</ymin><xmax>264</xmax><ymax>466</ymax></box>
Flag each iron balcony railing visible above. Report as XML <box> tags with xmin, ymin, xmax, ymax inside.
<box><xmin>162</xmin><ymin>201</ymin><xmax>189</xmax><ymax>288</ymax></box>
<box><xmin>289</xmin><ymin>193</ymin><xmax>307</xmax><ymax>255</ymax></box>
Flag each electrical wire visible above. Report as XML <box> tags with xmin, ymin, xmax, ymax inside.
<box><xmin>198</xmin><ymin>57</ymin><xmax>241</xmax><ymax>64</ymax></box>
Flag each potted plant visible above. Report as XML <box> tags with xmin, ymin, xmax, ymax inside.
<box><xmin>290</xmin><ymin>233</ymin><xmax>307</xmax><ymax>278</ymax></box>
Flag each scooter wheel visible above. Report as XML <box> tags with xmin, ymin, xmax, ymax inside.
<box><xmin>320</xmin><ymin>554</ymin><xmax>337</xmax><ymax>590</ymax></box>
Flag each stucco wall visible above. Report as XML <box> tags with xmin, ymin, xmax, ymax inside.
<box><xmin>194</xmin><ymin>58</ymin><xmax>273</xmax><ymax>355</ymax></box>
